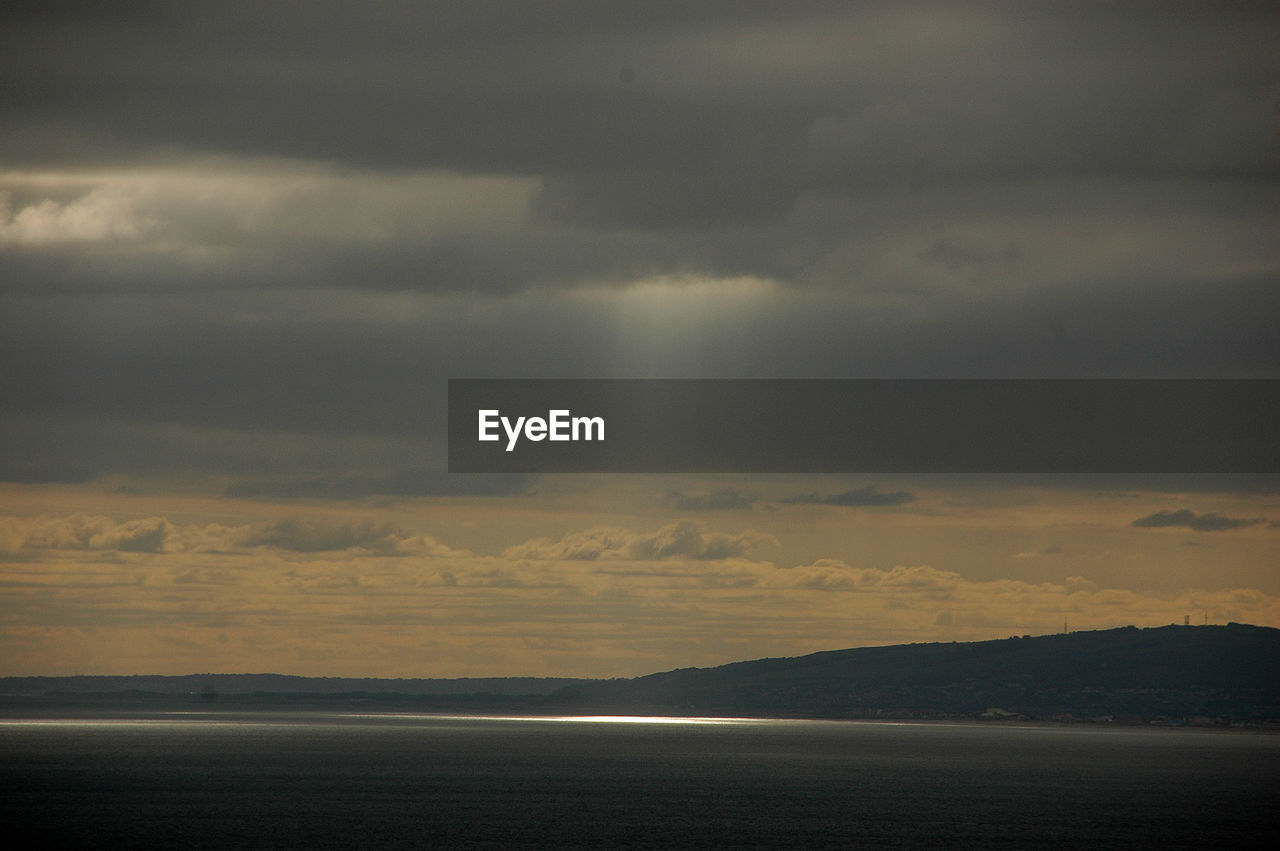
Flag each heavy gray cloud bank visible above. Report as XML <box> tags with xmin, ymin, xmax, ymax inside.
<box><xmin>2</xmin><ymin>2</ymin><xmax>1276</xmax><ymax>491</ymax></box>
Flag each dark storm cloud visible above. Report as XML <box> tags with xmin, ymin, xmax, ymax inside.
<box><xmin>0</xmin><ymin>408</ymin><xmax>533</xmax><ymax>498</ymax></box>
<box><xmin>2</xmin><ymin>272</ymin><xmax>1276</xmax><ymax>430</ymax></box>
<box><xmin>1131</xmin><ymin>509</ymin><xmax>1265</xmax><ymax>532</ymax></box>
<box><xmin>781</xmin><ymin>487</ymin><xmax>916</xmax><ymax>508</ymax></box>
<box><xmin>3</xmin><ymin>2</ymin><xmax>1275</xmax><ymax>207</ymax></box>
<box><xmin>2</xmin><ymin>269</ymin><xmax>1278</xmax><ymax>490</ymax></box>
<box><xmin>2</xmin><ymin>2</ymin><xmax>1277</xmax><ymax>490</ymax></box>
<box><xmin>0</xmin><ymin>176</ymin><xmax>794</xmax><ymax>296</ymax></box>
<box><xmin>0</xmin><ymin>1</ymin><xmax>831</xmax><ymax>175</ymax></box>
<box><xmin>1</xmin><ymin>2</ymin><xmax>1275</xmax><ymax>301</ymax></box>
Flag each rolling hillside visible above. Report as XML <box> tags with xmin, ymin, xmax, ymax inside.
<box><xmin>548</xmin><ymin>624</ymin><xmax>1280</xmax><ymax>721</ymax></box>
<box><xmin>5</xmin><ymin>624</ymin><xmax>1276</xmax><ymax>722</ymax></box>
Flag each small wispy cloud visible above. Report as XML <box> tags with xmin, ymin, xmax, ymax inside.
<box><xmin>670</xmin><ymin>490</ymin><xmax>757</xmax><ymax>511</ymax></box>
<box><xmin>780</xmin><ymin>487</ymin><xmax>915</xmax><ymax>508</ymax></box>
<box><xmin>1131</xmin><ymin>509</ymin><xmax>1264</xmax><ymax>532</ymax></box>
<box><xmin>503</xmin><ymin>521</ymin><xmax>774</xmax><ymax>562</ymax></box>
<box><xmin>0</xmin><ymin>513</ymin><xmax>468</xmax><ymax>557</ymax></box>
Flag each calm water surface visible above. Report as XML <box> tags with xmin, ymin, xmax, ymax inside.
<box><xmin>2</xmin><ymin>712</ymin><xmax>1276</xmax><ymax>848</ymax></box>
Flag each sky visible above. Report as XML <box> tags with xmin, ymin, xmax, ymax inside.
<box><xmin>1</xmin><ymin>1</ymin><xmax>1277</xmax><ymax>678</ymax></box>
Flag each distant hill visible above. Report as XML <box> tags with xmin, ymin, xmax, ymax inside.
<box><xmin>548</xmin><ymin>624</ymin><xmax>1280</xmax><ymax>722</ymax></box>
<box><xmin>4</xmin><ymin>625</ymin><xmax>1277</xmax><ymax>722</ymax></box>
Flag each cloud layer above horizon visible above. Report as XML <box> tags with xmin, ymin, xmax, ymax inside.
<box><xmin>3</xmin><ymin>506</ymin><xmax>1277</xmax><ymax>677</ymax></box>
<box><xmin>3</xmin><ymin>2</ymin><xmax>1277</xmax><ymax>496</ymax></box>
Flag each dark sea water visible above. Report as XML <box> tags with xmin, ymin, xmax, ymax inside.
<box><xmin>2</xmin><ymin>712</ymin><xmax>1277</xmax><ymax>849</ymax></box>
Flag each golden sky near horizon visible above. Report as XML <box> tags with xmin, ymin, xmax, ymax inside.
<box><xmin>2</xmin><ymin>478</ymin><xmax>1275</xmax><ymax>678</ymax></box>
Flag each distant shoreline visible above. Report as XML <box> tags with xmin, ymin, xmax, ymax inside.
<box><xmin>3</xmin><ymin>704</ymin><xmax>1280</xmax><ymax>734</ymax></box>
<box><xmin>6</xmin><ymin>625</ymin><xmax>1277</xmax><ymax>726</ymax></box>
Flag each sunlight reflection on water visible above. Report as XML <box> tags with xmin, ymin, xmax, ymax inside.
<box><xmin>3</xmin><ymin>710</ymin><xmax>1277</xmax><ymax>848</ymax></box>
<box><xmin>336</xmin><ymin>713</ymin><xmax>776</xmax><ymax>725</ymax></box>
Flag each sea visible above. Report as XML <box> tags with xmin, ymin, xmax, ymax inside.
<box><xmin>2</xmin><ymin>711</ymin><xmax>1276</xmax><ymax>848</ymax></box>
